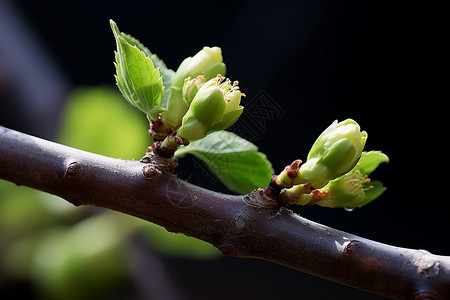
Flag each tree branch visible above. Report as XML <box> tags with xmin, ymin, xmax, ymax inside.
<box><xmin>1</xmin><ymin>125</ymin><xmax>449</xmax><ymax>299</ymax></box>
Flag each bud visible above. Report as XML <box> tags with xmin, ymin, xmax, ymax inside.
<box><xmin>308</xmin><ymin>168</ymin><xmax>388</xmax><ymax>209</ymax></box>
<box><xmin>177</xmin><ymin>76</ymin><xmax>244</xmax><ymax>141</ymax></box>
<box><xmin>281</xmin><ymin>151</ymin><xmax>388</xmax><ymax>209</ymax></box>
<box><xmin>295</xmin><ymin>119</ymin><xmax>367</xmax><ymax>188</ymax></box>
<box><xmin>172</xmin><ymin>47</ymin><xmax>226</xmax><ymax>89</ymax></box>
<box><xmin>315</xmin><ymin>170</ymin><xmax>373</xmax><ymax>208</ymax></box>
<box><xmin>209</xmin><ymin>77</ymin><xmax>244</xmax><ymax>132</ymax></box>
<box><xmin>182</xmin><ymin>74</ymin><xmax>207</xmax><ymax>104</ymax></box>
<box><xmin>162</xmin><ymin>47</ymin><xmax>227</xmax><ymax>130</ymax></box>
<box><xmin>274</xmin><ymin>160</ymin><xmax>301</xmax><ymax>188</ymax></box>
<box><xmin>183</xmin><ymin>47</ymin><xmax>224</xmax><ymax>80</ymax></box>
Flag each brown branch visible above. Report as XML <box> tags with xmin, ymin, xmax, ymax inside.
<box><xmin>0</xmin><ymin>125</ymin><xmax>449</xmax><ymax>299</ymax></box>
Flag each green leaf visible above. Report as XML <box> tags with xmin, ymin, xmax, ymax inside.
<box><xmin>119</xmin><ymin>32</ymin><xmax>175</xmax><ymax>107</ymax></box>
<box><xmin>356</xmin><ymin>151</ymin><xmax>389</xmax><ymax>176</ymax></box>
<box><xmin>111</xmin><ymin>20</ymin><xmax>164</xmax><ymax>117</ymax></box>
<box><xmin>175</xmin><ymin>131</ymin><xmax>274</xmax><ymax>194</ymax></box>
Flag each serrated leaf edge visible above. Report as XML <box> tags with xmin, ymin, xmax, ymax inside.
<box><xmin>110</xmin><ymin>20</ymin><xmax>165</xmax><ymax>116</ymax></box>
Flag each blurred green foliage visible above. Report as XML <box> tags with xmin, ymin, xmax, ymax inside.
<box><xmin>0</xmin><ymin>86</ymin><xmax>219</xmax><ymax>300</ymax></box>
<box><xmin>58</xmin><ymin>86</ymin><xmax>150</xmax><ymax>159</ymax></box>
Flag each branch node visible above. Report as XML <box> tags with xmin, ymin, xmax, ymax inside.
<box><xmin>343</xmin><ymin>240</ymin><xmax>361</xmax><ymax>256</ymax></box>
<box><xmin>263</xmin><ymin>175</ymin><xmax>282</xmax><ymax>201</ymax></box>
<box><xmin>64</xmin><ymin>162</ymin><xmax>80</xmax><ymax>179</ymax></box>
<box><xmin>413</xmin><ymin>251</ymin><xmax>441</xmax><ymax>278</ymax></box>
<box><xmin>142</xmin><ymin>164</ymin><xmax>162</xmax><ymax>179</ymax></box>
<box><xmin>140</xmin><ymin>151</ymin><xmax>178</xmax><ymax>174</ymax></box>
<box><xmin>244</xmin><ymin>188</ymin><xmax>279</xmax><ymax>209</ymax></box>
<box><xmin>414</xmin><ymin>291</ymin><xmax>442</xmax><ymax>300</ymax></box>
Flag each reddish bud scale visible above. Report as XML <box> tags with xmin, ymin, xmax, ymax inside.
<box><xmin>308</xmin><ymin>189</ymin><xmax>329</xmax><ymax>206</ymax></box>
<box><xmin>287</xmin><ymin>160</ymin><xmax>301</xmax><ymax>179</ymax></box>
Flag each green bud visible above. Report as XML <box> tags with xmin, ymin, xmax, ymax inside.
<box><xmin>209</xmin><ymin>78</ymin><xmax>244</xmax><ymax>132</ymax></box>
<box><xmin>162</xmin><ymin>47</ymin><xmax>226</xmax><ymax>130</ymax></box>
<box><xmin>279</xmin><ymin>183</ymin><xmax>314</xmax><ymax>206</ymax></box>
<box><xmin>171</xmin><ymin>57</ymin><xmax>192</xmax><ymax>89</ymax></box>
<box><xmin>209</xmin><ymin>106</ymin><xmax>243</xmax><ymax>132</ymax></box>
<box><xmin>275</xmin><ymin>160</ymin><xmax>302</xmax><ymax>188</ymax></box>
<box><xmin>182</xmin><ymin>74</ymin><xmax>207</xmax><ymax>104</ymax></box>
<box><xmin>316</xmin><ymin>170</ymin><xmax>373</xmax><ymax>208</ymax></box>
<box><xmin>296</xmin><ymin>159</ymin><xmax>330</xmax><ymax>188</ymax></box>
<box><xmin>295</xmin><ymin>119</ymin><xmax>368</xmax><ymax>188</ymax></box>
<box><xmin>204</xmin><ymin>62</ymin><xmax>227</xmax><ymax>80</ymax></box>
<box><xmin>319</xmin><ymin>151</ymin><xmax>388</xmax><ymax>208</ymax></box>
<box><xmin>281</xmin><ymin>151</ymin><xmax>388</xmax><ymax>209</ymax></box>
<box><xmin>162</xmin><ymin>88</ymin><xmax>189</xmax><ymax>130</ymax></box>
<box><xmin>172</xmin><ymin>46</ymin><xmax>226</xmax><ymax>90</ymax></box>
<box><xmin>185</xmin><ymin>82</ymin><xmax>226</xmax><ymax>125</ymax></box>
<box><xmin>188</xmin><ymin>47</ymin><xmax>224</xmax><ymax>77</ymax></box>
<box><xmin>177</xmin><ymin>76</ymin><xmax>244</xmax><ymax>141</ymax></box>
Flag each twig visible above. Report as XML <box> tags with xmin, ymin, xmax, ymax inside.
<box><xmin>0</xmin><ymin>125</ymin><xmax>449</xmax><ymax>299</ymax></box>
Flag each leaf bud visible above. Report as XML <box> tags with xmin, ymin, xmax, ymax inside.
<box><xmin>162</xmin><ymin>47</ymin><xmax>226</xmax><ymax>130</ymax></box>
<box><xmin>295</xmin><ymin>119</ymin><xmax>368</xmax><ymax>188</ymax></box>
<box><xmin>177</xmin><ymin>76</ymin><xmax>244</xmax><ymax>141</ymax></box>
<box><xmin>182</xmin><ymin>74</ymin><xmax>207</xmax><ymax>104</ymax></box>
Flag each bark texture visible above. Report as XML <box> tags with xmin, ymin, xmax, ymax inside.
<box><xmin>1</xmin><ymin>126</ymin><xmax>449</xmax><ymax>299</ymax></box>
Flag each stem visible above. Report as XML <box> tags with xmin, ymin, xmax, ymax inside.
<box><xmin>275</xmin><ymin>159</ymin><xmax>302</xmax><ymax>188</ymax></box>
<box><xmin>149</xmin><ymin>131</ymin><xmax>188</xmax><ymax>158</ymax></box>
<box><xmin>148</xmin><ymin>114</ymin><xmax>172</xmax><ymax>141</ymax></box>
<box><xmin>1</xmin><ymin>125</ymin><xmax>449</xmax><ymax>299</ymax></box>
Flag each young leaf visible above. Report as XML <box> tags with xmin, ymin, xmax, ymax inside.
<box><xmin>119</xmin><ymin>32</ymin><xmax>175</xmax><ymax>107</ymax></box>
<box><xmin>175</xmin><ymin>131</ymin><xmax>274</xmax><ymax>194</ymax></box>
<box><xmin>111</xmin><ymin>20</ymin><xmax>164</xmax><ymax>120</ymax></box>
<box><xmin>356</xmin><ymin>151</ymin><xmax>389</xmax><ymax>176</ymax></box>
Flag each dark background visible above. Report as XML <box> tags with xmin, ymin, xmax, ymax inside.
<box><xmin>0</xmin><ymin>0</ymin><xmax>448</xmax><ymax>299</ymax></box>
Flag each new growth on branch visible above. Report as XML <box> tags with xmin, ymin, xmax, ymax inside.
<box><xmin>111</xmin><ymin>19</ymin><xmax>388</xmax><ymax>209</ymax></box>
<box><xmin>1</xmin><ymin>20</ymin><xmax>448</xmax><ymax>300</ymax></box>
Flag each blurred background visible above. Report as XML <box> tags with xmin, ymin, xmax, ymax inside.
<box><xmin>0</xmin><ymin>0</ymin><xmax>447</xmax><ymax>299</ymax></box>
